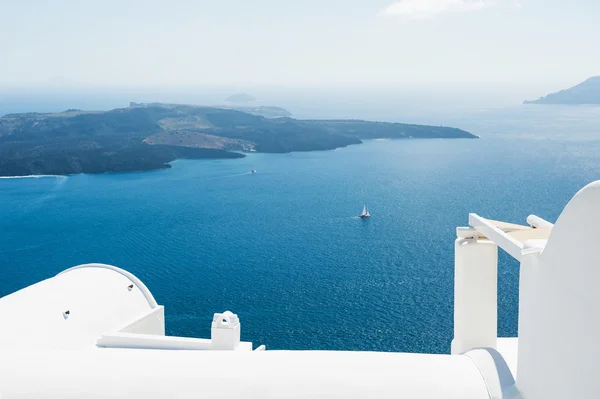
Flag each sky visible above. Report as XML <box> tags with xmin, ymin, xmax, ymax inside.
<box><xmin>0</xmin><ymin>0</ymin><xmax>598</xmax><ymax>102</ymax></box>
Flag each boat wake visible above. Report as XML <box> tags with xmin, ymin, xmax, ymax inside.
<box><xmin>54</xmin><ymin>175</ymin><xmax>68</xmax><ymax>189</ymax></box>
<box><xmin>2</xmin><ymin>175</ymin><xmax>69</xmax><ymax>212</ymax></box>
<box><xmin>0</xmin><ymin>174</ymin><xmax>66</xmax><ymax>179</ymax></box>
<box><xmin>219</xmin><ymin>172</ymin><xmax>255</xmax><ymax>178</ymax></box>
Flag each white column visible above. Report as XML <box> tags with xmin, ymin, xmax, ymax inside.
<box><xmin>451</xmin><ymin>237</ymin><xmax>498</xmax><ymax>355</ymax></box>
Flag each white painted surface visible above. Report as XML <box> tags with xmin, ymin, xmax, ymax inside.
<box><xmin>97</xmin><ymin>330</ymin><xmax>253</xmax><ymax>351</ymax></box>
<box><xmin>119</xmin><ymin>306</ymin><xmax>165</xmax><ymax>335</ymax></box>
<box><xmin>0</xmin><ymin>349</ymin><xmax>491</xmax><ymax>399</ymax></box>
<box><xmin>59</xmin><ymin>263</ymin><xmax>158</xmax><ymax>308</ymax></box>
<box><xmin>468</xmin><ymin>214</ymin><xmax>524</xmax><ymax>260</ymax></box>
<box><xmin>525</xmin><ymin>214</ymin><xmax>554</xmax><ymax>229</ymax></box>
<box><xmin>517</xmin><ymin>181</ymin><xmax>600</xmax><ymax>399</ymax></box>
<box><xmin>211</xmin><ymin>310</ymin><xmax>242</xmax><ymax>350</ymax></box>
<box><xmin>0</xmin><ymin>264</ymin><xmax>159</xmax><ymax>349</ymax></box>
<box><xmin>97</xmin><ymin>332</ymin><xmax>253</xmax><ymax>351</ymax></box>
<box><xmin>97</xmin><ymin>331</ymin><xmax>212</xmax><ymax>350</ymax></box>
<box><xmin>452</xmin><ymin>238</ymin><xmax>498</xmax><ymax>355</ymax></box>
<box><xmin>465</xmin><ymin>347</ymin><xmax>520</xmax><ymax>399</ymax></box>
<box><xmin>496</xmin><ymin>338</ymin><xmax>518</xmax><ymax>377</ymax></box>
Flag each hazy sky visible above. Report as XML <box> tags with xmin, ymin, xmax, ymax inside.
<box><xmin>0</xmin><ymin>0</ymin><xmax>598</xmax><ymax>93</ymax></box>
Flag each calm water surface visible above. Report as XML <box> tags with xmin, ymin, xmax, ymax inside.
<box><xmin>1</xmin><ymin>105</ymin><xmax>600</xmax><ymax>353</ymax></box>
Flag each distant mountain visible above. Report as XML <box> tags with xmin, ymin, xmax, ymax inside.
<box><xmin>524</xmin><ymin>77</ymin><xmax>600</xmax><ymax>105</ymax></box>
<box><xmin>0</xmin><ymin>103</ymin><xmax>476</xmax><ymax>176</ymax></box>
<box><xmin>225</xmin><ymin>93</ymin><xmax>256</xmax><ymax>103</ymax></box>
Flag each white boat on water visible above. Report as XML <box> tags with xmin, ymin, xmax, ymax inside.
<box><xmin>359</xmin><ymin>204</ymin><xmax>371</xmax><ymax>218</ymax></box>
<box><xmin>2</xmin><ymin>181</ymin><xmax>600</xmax><ymax>398</ymax></box>
<box><xmin>251</xmin><ymin>169</ymin><xmax>256</xmax><ymax>174</ymax></box>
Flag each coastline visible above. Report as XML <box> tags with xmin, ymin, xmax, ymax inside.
<box><xmin>0</xmin><ymin>174</ymin><xmax>67</xmax><ymax>179</ymax></box>
<box><xmin>0</xmin><ymin>136</ymin><xmax>482</xmax><ymax>178</ymax></box>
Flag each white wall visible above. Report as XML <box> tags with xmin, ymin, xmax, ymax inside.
<box><xmin>0</xmin><ymin>265</ymin><xmax>157</xmax><ymax>349</ymax></box>
<box><xmin>517</xmin><ymin>181</ymin><xmax>600</xmax><ymax>399</ymax></box>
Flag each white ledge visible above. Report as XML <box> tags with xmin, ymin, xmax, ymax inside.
<box><xmin>97</xmin><ymin>332</ymin><xmax>253</xmax><ymax>351</ymax></box>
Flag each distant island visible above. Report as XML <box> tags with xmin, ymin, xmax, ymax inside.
<box><xmin>221</xmin><ymin>105</ymin><xmax>292</xmax><ymax>118</ymax></box>
<box><xmin>524</xmin><ymin>76</ymin><xmax>600</xmax><ymax>105</ymax></box>
<box><xmin>225</xmin><ymin>93</ymin><xmax>256</xmax><ymax>103</ymax></box>
<box><xmin>0</xmin><ymin>102</ymin><xmax>477</xmax><ymax>176</ymax></box>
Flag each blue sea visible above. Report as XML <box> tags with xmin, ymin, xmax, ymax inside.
<box><xmin>1</xmin><ymin>105</ymin><xmax>600</xmax><ymax>354</ymax></box>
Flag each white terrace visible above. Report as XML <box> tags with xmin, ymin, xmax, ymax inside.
<box><xmin>1</xmin><ymin>181</ymin><xmax>600</xmax><ymax>398</ymax></box>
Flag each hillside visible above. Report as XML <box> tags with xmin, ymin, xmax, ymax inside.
<box><xmin>0</xmin><ymin>103</ymin><xmax>476</xmax><ymax>176</ymax></box>
<box><xmin>225</xmin><ymin>106</ymin><xmax>292</xmax><ymax>118</ymax></box>
<box><xmin>524</xmin><ymin>77</ymin><xmax>600</xmax><ymax>105</ymax></box>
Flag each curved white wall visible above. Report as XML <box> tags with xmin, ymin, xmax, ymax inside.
<box><xmin>517</xmin><ymin>181</ymin><xmax>600</xmax><ymax>399</ymax></box>
<box><xmin>0</xmin><ymin>264</ymin><xmax>162</xmax><ymax>349</ymax></box>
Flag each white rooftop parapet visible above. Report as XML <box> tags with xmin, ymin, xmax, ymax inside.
<box><xmin>211</xmin><ymin>311</ymin><xmax>241</xmax><ymax>350</ymax></box>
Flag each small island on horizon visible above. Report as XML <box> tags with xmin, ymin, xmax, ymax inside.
<box><xmin>225</xmin><ymin>93</ymin><xmax>256</xmax><ymax>103</ymax></box>
<box><xmin>0</xmin><ymin>102</ymin><xmax>477</xmax><ymax>177</ymax></box>
<box><xmin>524</xmin><ymin>76</ymin><xmax>600</xmax><ymax>105</ymax></box>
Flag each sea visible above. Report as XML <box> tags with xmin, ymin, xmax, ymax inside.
<box><xmin>1</xmin><ymin>102</ymin><xmax>600</xmax><ymax>354</ymax></box>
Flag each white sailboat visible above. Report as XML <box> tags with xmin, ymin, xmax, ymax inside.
<box><xmin>359</xmin><ymin>204</ymin><xmax>371</xmax><ymax>218</ymax></box>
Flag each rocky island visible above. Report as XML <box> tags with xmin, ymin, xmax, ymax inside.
<box><xmin>221</xmin><ymin>105</ymin><xmax>292</xmax><ymax>118</ymax></box>
<box><xmin>0</xmin><ymin>102</ymin><xmax>477</xmax><ymax>176</ymax></box>
<box><xmin>225</xmin><ymin>93</ymin><xmax>256</xmax><ymax>103</ymax></box>
<box><xmin>524</xmin><ymin>76</ymin><xmax>600</xmax><ymax>105</ymax></box>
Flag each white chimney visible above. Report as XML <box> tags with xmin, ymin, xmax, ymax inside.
<box><xmin>211</xmin><ymin>311</ymin><xmax>241</xmax><ymax>350</ymax></box>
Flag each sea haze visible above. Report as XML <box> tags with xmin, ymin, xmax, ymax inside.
<box><xmin>1</xmin><ymin>105</ymin><xmax>600</xmax><ymax>353</ymax></box>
